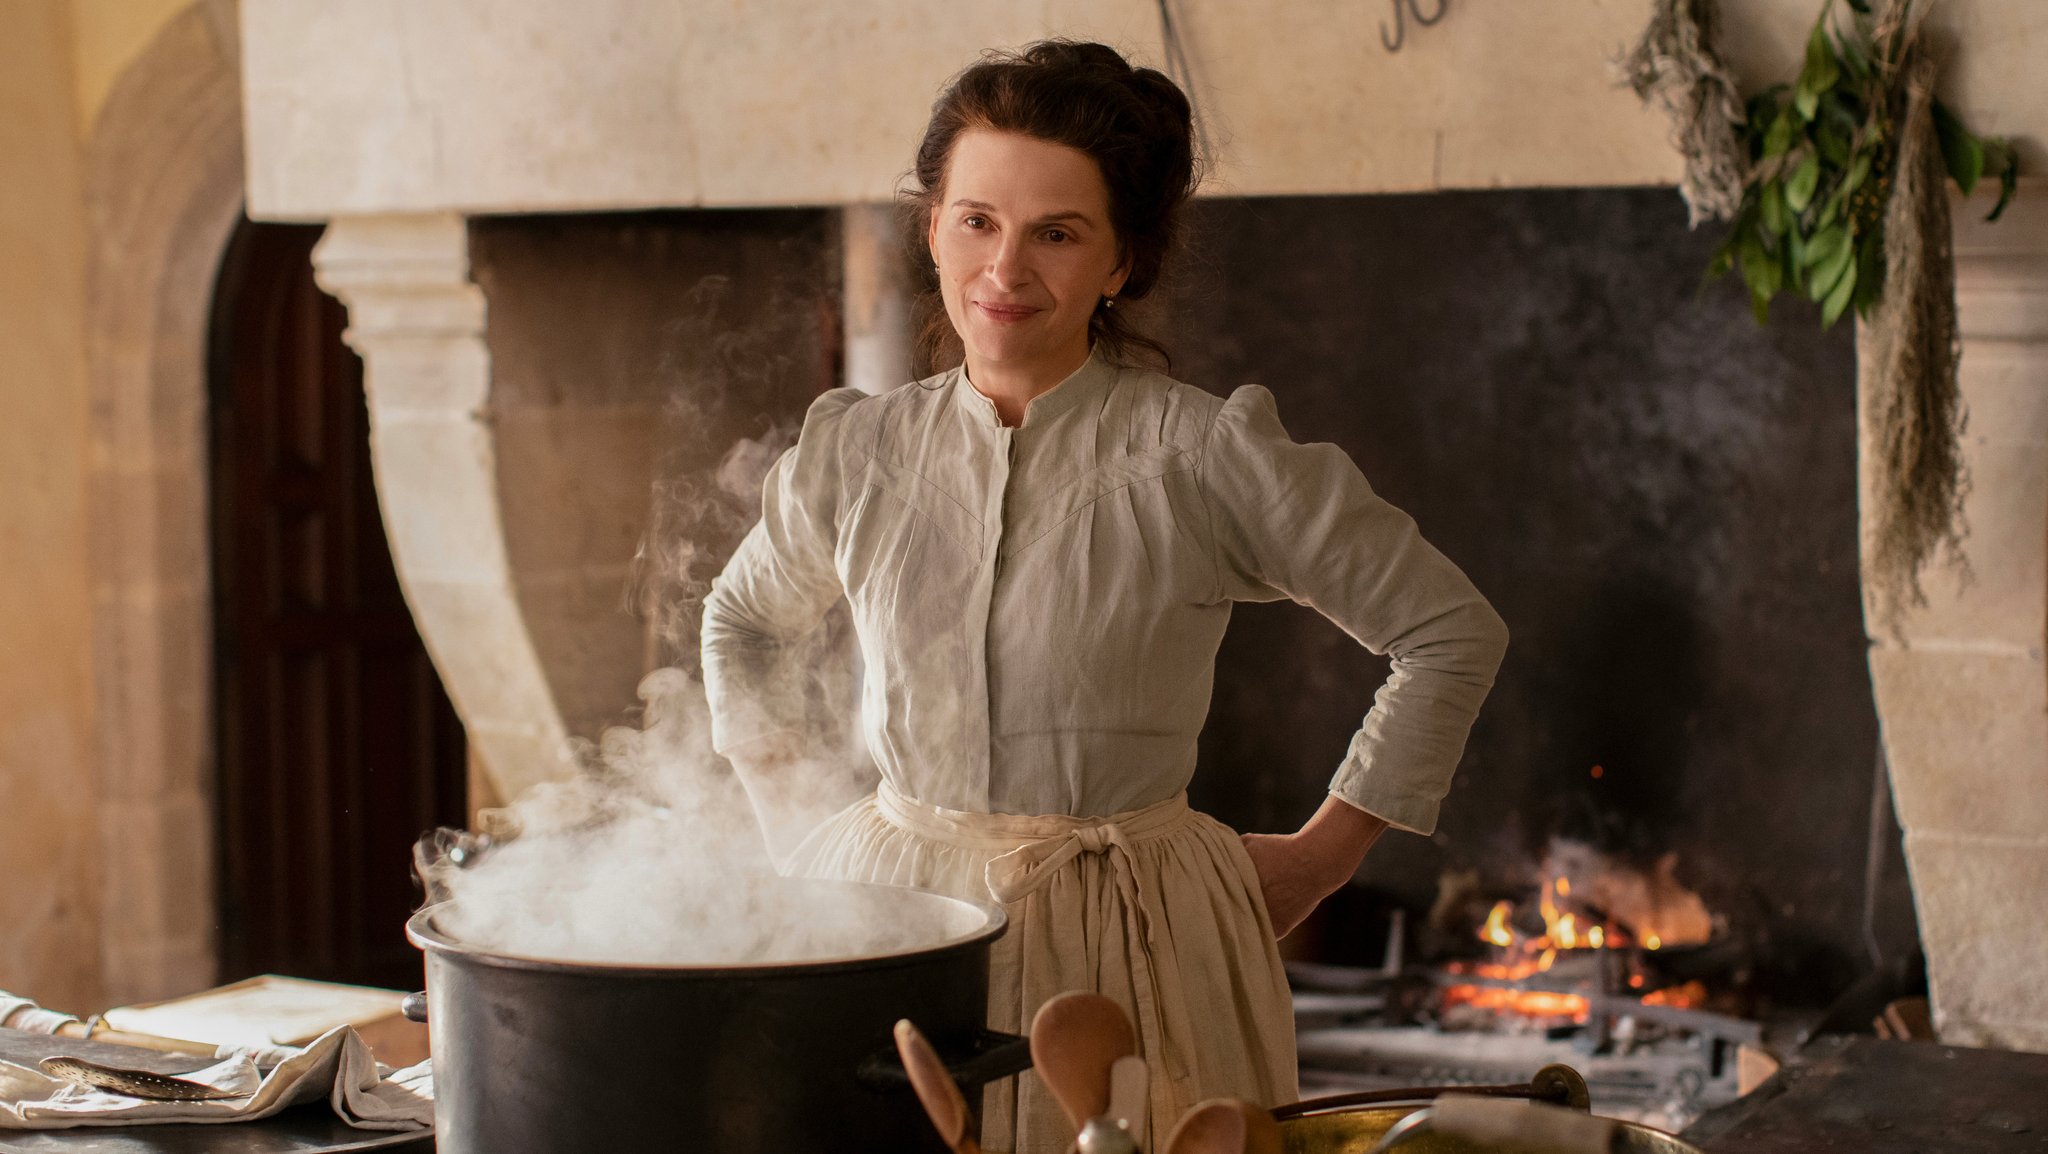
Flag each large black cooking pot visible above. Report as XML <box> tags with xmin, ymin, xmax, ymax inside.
<box><xmin>405</xmin><ymin>879</ymin><xmax>1030</xmax><ymax>1153</ymax></box>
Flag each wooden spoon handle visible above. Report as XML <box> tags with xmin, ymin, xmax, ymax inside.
<box><xmin>895</xmin><ymin>1020</ymin><xmax>981</xmax><ymax>1154</ymax></box>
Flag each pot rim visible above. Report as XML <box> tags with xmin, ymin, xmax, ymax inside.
<box><xmin>406</xmin><ymin>880</ymin><xmax>1008</xmax><ymax>977</ymax></box>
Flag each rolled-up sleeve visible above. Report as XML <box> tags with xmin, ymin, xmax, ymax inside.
<box><xmin>700</xmin><ymin>388</ymin><xmax>865</xmax><ymax>755</ymax></box>
<box><xmin>1198</xmin><ymin>384</ymin><xmax>1508</xmax><ymax>835</ymax></box>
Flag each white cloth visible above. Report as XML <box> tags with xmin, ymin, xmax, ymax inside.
<box><xmin>702</xmin><ymin>347</ymin><xmax>1507</xmax><ymax>833</ymax></box>
<box><xmin>0</xmin><ymin>1026</ymin><xmax>433</xmax><ymax>1131</ymax></box>
<box><xmin>791</xmin><ymin>783</ymin><xmax>1296</xmax><ymax>1154</ymax></box>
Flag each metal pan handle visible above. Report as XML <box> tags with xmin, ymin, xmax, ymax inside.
<box><xmin>857</xmin><ymin>1027</ymin><xmax>1033</xmax><ymax>1094</ymax></box>
<box><xmin>1271</xmin><ymin>1062</ymin><xmax>1591</xmax><ymax>1121</ymax></box>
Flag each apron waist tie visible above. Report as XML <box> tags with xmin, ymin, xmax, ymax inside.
<box><xmin>872</xmin><ymin>782</ymin><xmax>1199</xmax><ymax>1121</ymax></box>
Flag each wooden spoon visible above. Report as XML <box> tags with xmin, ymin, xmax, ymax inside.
<box><xmin>1108</xmin><ymin>1054</ymin><xmax>1149</xmax><ymax>1146</ymax></box>
<box><xmin>1029</xmin><ymin>992</ymin><xmax>1137</xmax><ymax>1133</ymax></box>
<box><xmin>894</xmin><ymin>1019</ymin><xmax>981</xmax><ymax>1154</ymax></box>
<box><xmin>1164</xmin><ymin>1099</ymin><xmax>1282</xmax><ymax>1154</ymax></box>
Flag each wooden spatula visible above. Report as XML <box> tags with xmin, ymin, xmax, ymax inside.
<box><xmin>1164</xmin><ymin>1098</ymin><xmax>1282</xmax><ymax>1154</ymax></box>
<box><xmin>894</xmin><ymin>1019</ymin><xmax>981</xmax><ymax>1154</ymax></box>
<box><xmin>1029</xmin><ymin>992</ymin><xmax>1137</xmax><ymax>1133</ymax></box>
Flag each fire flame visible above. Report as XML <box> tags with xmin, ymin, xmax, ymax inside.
<box><xmin>1472</xmin><ymin>876</ymin><xmax>1629</xmax><ymax>963</ymax></box>
<box><xmin>1480</xmin><ymin>901</ymin><xmax>1514</xmax><ymax>947</ymax></box>
<box><xmin>1450</xmin><ymin>874</ymin><xmax>1639</xmax><ymax>1022</ymax></box>
<box><xmin>1449</xmin><ymin>866</ymin><xmax>1715</xmax><ymax>1023</ymax></box>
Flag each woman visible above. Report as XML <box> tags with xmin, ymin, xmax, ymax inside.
<box><xmin>701</xmin><ymin>40</ymin><xmax>1508</xmax><ymax>1151</ymax></box>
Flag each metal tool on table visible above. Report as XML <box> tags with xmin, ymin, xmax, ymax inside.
<box><xmin>35</xmin><ymin>1056</ymin><xmax>251</xmax><ymax>1102</ymax></box>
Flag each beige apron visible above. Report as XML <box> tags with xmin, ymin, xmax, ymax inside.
<box><xmin>790</xmin><ymin>782</ymin><xmax>1299</xmax><ymax>1154</ymax></box>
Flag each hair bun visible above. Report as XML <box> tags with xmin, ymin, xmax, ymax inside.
<box><xmin>1124</xmin><ymin>66</ymin><xmax>1193</xmax><ymax>123</ymax></box>
<box><xmin>1020</xmin><ymin>39</ymin><xmax>1135</xmax><ymax>77</ymax></box>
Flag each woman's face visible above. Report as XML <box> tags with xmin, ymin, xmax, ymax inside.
<box><xmin>928</xmin><ymin>128</ymin><xmax>1130</xmax><ymax>382</ymax></box>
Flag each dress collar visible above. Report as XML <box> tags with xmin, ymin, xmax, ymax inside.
<box><xmin>954</xmin><ymin>347</ymin><xmax>1118</xmax><ymax>430</ymax></box>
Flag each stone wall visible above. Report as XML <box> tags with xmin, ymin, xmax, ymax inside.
<box><xmin>1868</xmin><ymin>186</ymin><xmax>2048</xmax><ymax>1049</ymax></box>
<box><xmin>0</xmin><ymin>0</ymin><xmax>102</xmax><ymax>1014</ymax></box>
<box><xmin>468</xmin><ymin>210</ymin><xmax>837</xmax><ymax>743</ymax></box>
<box><xmin>0</xmin><ymin>0</ymin><xmax>245</xmax><ymax>1018</ymax></box>
<box><xmin>236</xmin><ymin>0</ymin><xmax>2048</xmax><ymax>217</ymax></box>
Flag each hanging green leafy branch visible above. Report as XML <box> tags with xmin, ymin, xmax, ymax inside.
<box><xmin>1704</xmin><ymin>0</ymin><xmax>2017</xmax><ymax>328</ymax></box>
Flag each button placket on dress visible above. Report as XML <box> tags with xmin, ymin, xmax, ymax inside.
<box><xmin>961</xmin><ymin>404</ymin><xmax>1014</xmax><ymax>809</ymax></box>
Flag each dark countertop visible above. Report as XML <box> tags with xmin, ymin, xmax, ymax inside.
<box><xmin>1683</xmin><ymin>1035</ymin><xmax>2048</xmax><ymax>1152</ymax></box>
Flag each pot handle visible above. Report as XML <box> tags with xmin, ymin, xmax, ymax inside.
<box><xmin>857</xmin><ymin>1027</ymin><xmax>1032</xmax><ymax>1094</ymax></box>
<box><xmin>400</xmin><ymin>991</ymin><xmax>429</xmax><ymax>1024</ymax></box>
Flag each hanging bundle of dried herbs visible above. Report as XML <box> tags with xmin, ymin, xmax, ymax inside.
<box><xmin>1706</xmin><ymin>0</ymin><xmax>2016</xmax><ymax>328</ymax></box>
<box><xmin>1619</xmin><ymin>0</ymin><xmax>1748</xmax><ymax>226</ymax></box>
<box><xmin>1855</xmin><ymin>38</ymin><xmax>1969</xmax><ymax>633</ymax></box>
<box><xmin>1629</xmin><ymin>0</ymin><xmax>2020</xmax><ymax>633</ymax></box>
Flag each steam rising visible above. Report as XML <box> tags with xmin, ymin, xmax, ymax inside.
<box><xmin>419</xmin><ymin>254</ymin><xmax>930</xmax><ymax>967</ymax></box>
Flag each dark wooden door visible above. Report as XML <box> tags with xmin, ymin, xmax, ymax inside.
<box><xmin>210</xmin><ymin>220</ymin><xmax>468</xmax><ymax>991</ymax></box>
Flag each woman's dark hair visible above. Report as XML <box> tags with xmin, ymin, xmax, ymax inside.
<box><xmin>904</xmin><ymin>40</ymin><xmax>1201</xmax><ymax>375</ymax></box>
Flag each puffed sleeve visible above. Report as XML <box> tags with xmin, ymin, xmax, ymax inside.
<box><xmin>1199</xmin><ymin>384</ymin><xmax>1508</xmax><ymax>834</ymax></box>
<box><xmin>700</xmin><ymin>388</ymin><xmax>866</xmax><ymax>756</ymax></box>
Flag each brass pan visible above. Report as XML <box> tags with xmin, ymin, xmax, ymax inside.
<box><xmin>1274</xmin><ymin>1065</ymin><xmax>1706</xmax><ymax>1154</ymax></box>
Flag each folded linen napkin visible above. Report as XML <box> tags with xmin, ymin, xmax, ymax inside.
<box><xmin>0</xmin><ymin>1025</ymin><xmax>432</xmax><ymax>1131</ymax></box>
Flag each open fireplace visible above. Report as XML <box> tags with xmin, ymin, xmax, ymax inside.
<box><xmin>1153</xmin><ymin>188</ymin><xmax>1918</xmax><ymax>1133</ymax></box>
<box><xmin>1287</xmin><ymin>847</ymin><xmax>1772</xmax><ymax>1132</ymax></box>
<box><xmin>441</xmin><ymin>183</ymin><xmax>1917</xmax><ymax>1135</ymax></box>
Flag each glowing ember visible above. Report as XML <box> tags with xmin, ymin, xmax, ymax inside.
<box><xmin>1441</xmin><ymin>983</ymin><xmax>1590</xmax><ymax>1021</ymax></box>
<box><xmin>1640</xmin><ymin>981</ymin><xmax>1707</xmax><ymax>1009</ymax></box>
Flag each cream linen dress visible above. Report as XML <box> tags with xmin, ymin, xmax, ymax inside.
<box><xmin>701</xmin><ymin>349</ymin><xmax>1508</xmax><ymax>1152</ymax></box>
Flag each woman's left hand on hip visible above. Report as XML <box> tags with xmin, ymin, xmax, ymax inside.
<box><xmin>1240</xmin><ymin>796</ymin><xmax>1390</xmax><ymax>938</ymax></box>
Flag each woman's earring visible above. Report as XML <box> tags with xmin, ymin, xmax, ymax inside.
<box><xmin>1102</xmin><ymin>294</ymin><xmax>1117</xmax><ymax>310</ymax></box>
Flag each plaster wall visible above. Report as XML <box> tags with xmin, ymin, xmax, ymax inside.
<box><xmin>69</xmin><ymin>0</ymin><xmax>193</xmax><ymax>132</ymax></box>
<box><xmin>237</xmin><ymin>0</ymin><xmax>2048</xmax><ymax>220</ymax></box>
<box><xmin>0</xmin><ymin>0</ymin><xmax>103</xmax><ymax>1012</ymax></box>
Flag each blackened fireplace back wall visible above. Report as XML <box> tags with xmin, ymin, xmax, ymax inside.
<box><xmin>459</xmin><ymin>190</ymin><xmax>1913</xmax><ymax>1004</ymax></box>
<box><xmin>1170</xmin><ymin>188</ymin><xmax>1916</xmax><ymax>1000</ymax></box>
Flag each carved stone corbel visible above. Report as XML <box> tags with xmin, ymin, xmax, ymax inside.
<box><xmin>312</xmin><ymin>214</ymin><xmax>571</xmax><ymax>806</ymax></box>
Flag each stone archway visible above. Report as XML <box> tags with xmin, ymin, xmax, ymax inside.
<box><xmin>82</xmin><ymin>0</ymin><xmax>243</xmax><ymax>1004</ymax></box>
